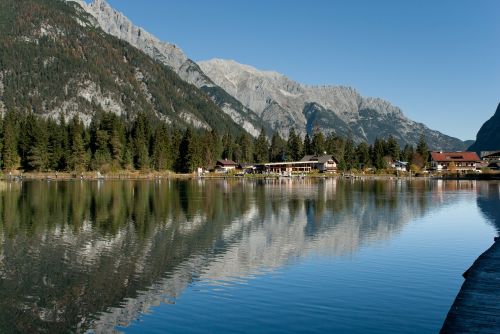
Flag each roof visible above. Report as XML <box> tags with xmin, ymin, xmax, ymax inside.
<box><xmin>317</xmin><ymin>155</ymin><xmax>339</xmax><ymax>164</ymax></box>
<box><xmin>300</xmin><ymin>155</ymin><xmax>317</xmax><ymax>162</ymax></box>
<box><xmin>482</xmin><ymin>151</ymin><xmax>500</xmax><ymax>159</ymax></box>
<box><xmin>430</xmin><ymin>151</ymin><xmax>480</xmax><ymax>162</ymax></box>
<box><xmin>216</xmin><ymin>159</ymin><xmax>237</xmax><ymax>166</ymax></box>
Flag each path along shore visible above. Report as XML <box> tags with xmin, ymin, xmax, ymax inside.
<box><xmin>441</xmin><ymin>238</ymin><xmax>500</xmax><ymax>333</ymax></box>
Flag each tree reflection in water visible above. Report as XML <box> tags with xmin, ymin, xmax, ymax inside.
<box><xmin>0</xmin><ymin>179</ymin><xmax>493</xmax><ymax>333</ymax></box>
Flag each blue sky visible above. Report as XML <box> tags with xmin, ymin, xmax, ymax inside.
<box><xmin>101</xmin><ymin>0</ymin><xmax>499</xmax><ymax>141</ymax></box>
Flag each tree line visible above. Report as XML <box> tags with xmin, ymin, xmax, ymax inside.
<box><xmin>0</xmin><ymin>109</ymin><xmax>429</xmax><ymax>173</ymax></box>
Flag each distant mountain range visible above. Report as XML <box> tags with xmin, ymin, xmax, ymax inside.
<box><xmin>0</xmin><ymin>0</ymin><xmax>470</xmax><ymax>150</ymax></box>
<box><xmin>468</xmin><ymin>103</ymin><xmax>500</xmax><ymax>153</ymax></box>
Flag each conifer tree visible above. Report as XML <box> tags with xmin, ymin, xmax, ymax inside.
<box><xmin>152</xmin><ymin>123</ymin><xmax>171</xmax><ymax>170</ymax></box>
<box><xmin>1</xmin><ymin>110</ymin><xmax>19</xmax><ymax>171</ymax></box>
<box><xmin>254</xmin><ymin>127</ymin><xmax>269</xmax><ymax>163</ymax></box>
<box><xmin>68</xmin><ymin>116</ymin><xmax>87</xmax><ymax>172</ymax></box>
<box><xmin>270</xmin><ymin>132</ymin><xmax>285</xmax><ymax>162</ymax></box>
<box><xmin>286</xmin><ymin>128</ymin><xmax>302</xmax><ymax>161</ymax></box>
<box><xmin>416</xmin><ymin>134</ymin><xmax>429</xmax><ymax>165</ymax></box>
<box><xmin>303</xmin><ymin>134</ymin><xmax>313</xmax><ymax>155</ymax></box>
<box><xmin>312</xmin><ymin>131</ymin><xmax>326</xmax><ymax>155</ymax></box>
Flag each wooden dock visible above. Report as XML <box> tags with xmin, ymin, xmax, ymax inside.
<box><xmin>441</xmin><ymin>238</ymin><xmax>500</xmax><ymax>333</ymax></box>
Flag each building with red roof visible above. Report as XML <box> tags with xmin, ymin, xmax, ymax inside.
<box><xmin>429</xmin><ymin>151</ymin><xmax>481</xmax><ymax>172</ymax></box>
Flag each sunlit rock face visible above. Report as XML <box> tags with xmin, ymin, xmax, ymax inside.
<box><xmin>0</xmin><ymin>179</ymin><xmax>473</xmax><ymax>332</ymax></box>
<box><xmin>199</xmin><ymin>59</ymin><xmax>465</xmax><ymax>149</ymax></box>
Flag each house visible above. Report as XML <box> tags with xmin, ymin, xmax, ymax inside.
<box><xmin>487</xmin><ymin>161</ymin><xmax>500</xmax><ymax>170</ymax></box>
<box><xmin>238</xmin><ymin>163</ymin><xmax>256</xmax><ymax>174</ymax></box>
<box><xmin>260</xmin><ymin>154</ymin><xmax>339</xmax><ymax>174</ymax></box>
<box><xmin>317</xmin><ymin>155</ymin><xmax>339</xmax><ymax>172</ymax></box>
<box><xmin>391</xmin><ymin>160</ymin><xmax>409</xmax><ymax>171</ymax></box>
<box><xmin>481</xmin><ymin>151</ymin><xmax>500</xmax><ymax>162</ymax></box>
<box><xmin>215</xmin><ymin>159</ymin><xmax>238</xmax><ymax>173</ymax></box>
<box><xmin>429</xmin><ymin>151</ymin><xmax>481</xmax><ymax>172</ymax></box>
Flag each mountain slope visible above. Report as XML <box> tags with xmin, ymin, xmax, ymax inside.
<box><xmin>72</xmin><ymin>0</ymin><xmax>264</xmax><ymax>136</ymax></box>
<box><xmin>0</xmin><ymin>0</ymin><xmax>243</xmax><ymax>136</ymax></box>
<box><xmin>199</xmin><ymin>59</ymin><xmax>465</xmax><ymax>150</ymax></box>
<box><xmin>468</xmin><ymin>103</ymin><xmax>500</xmax><ymax>153</ymax></box>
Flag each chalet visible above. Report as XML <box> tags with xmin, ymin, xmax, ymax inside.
<box><xmin>317</xmin><ymin>155</ymin><xmax>339</xmax><ymax>172</ymax></box>
<box><xmin>487</xmin><ymin>161</ymin><xmax>500</xmax><ymax>170</ymax></box>
<box><xmin>391</xmin><ymin>160</ymin><xmax>409</xmax><ymax>171</ymax></box>
<box><xmin>215</xmin><ymin>159</ymin><xmax>238</xmax><ymax>173</ymax></box>
<box><xmin>261</xmin><ymin>155</ymin><xmax>339</xmax><ymax>174</ymax></box>
<box><xmin>429</xmin><ymin>151</ymin><xmax>481</xmax><ymax>172</ymax></box>
<box><xmin>481</xmin><ymin>151</ymin><xmax>500</xmax><ymax>162</ymax></box>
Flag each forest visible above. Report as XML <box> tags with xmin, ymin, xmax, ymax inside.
<box><xmin>0</xmin><ymin>109</ymin><xmax>429</xmax><ymax>173</ymax></box>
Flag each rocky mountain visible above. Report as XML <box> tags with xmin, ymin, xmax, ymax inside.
<box><xmin>71</xmin><ymin>0</ymin><xmax>466</xmax><ymax>149</ymax></box>
<box><xmin>71</xmin><ymin>0</ymin><xmax>263</xmax><ymax>136</ymax></box>
<box><xmin>199</xmin><ymin>59</ymin><xmax>466</xmax><ymax>150</ymax></box>
<box><xmin>468</xmin><ymin>103</ymin><xmax>500</xmax><ymax>153</ymax></box>
<box><xmin>0</xmin><ymin>0</ymin><xmax>244</xmax><ymax>136</ymax></box>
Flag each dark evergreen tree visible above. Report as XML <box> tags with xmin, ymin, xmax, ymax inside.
<box><xmin>311</xmin><ymin>131</ymin><xmax>326</xmax><ymax>155</ymax></box>
<box><xmin>254</xmin><ymin>127</ymin><xmax>269</xmax><ymax>163</ymax></box>
<box><xmin>1</xmin><ymin>110</ymin><xmax>19</xmax><ymax>171</ymax></box>
<box><xmin>152</xmin><ymin>124</ymin><xmax>171</xmax><ymax>170</ymax></box>
<box><xmin>416</xmin><ymin>134</ymin><xmax>429</xmax><ymax>164</ymax></box>
<box><xmin>270</xmin><ymin>132</ymin><xmax>285</xmax><ymax>162</ymax></box>
<box><xmin>355</xmin><ymin>142</ymin><xmax>370</xmax><ymax>169</ymax></box>
<box><xmin>68</xmin><ymin>116</ymin><xmax>87</xmax><ymax>172</ymax></box>
<box><xmin>286</xmin><ymin>128</ymin><xmax>303</xmax><ymax>161</ymax></box>
<box><xmin>386</xmin><ymin>135</ymin><xmax>400</xmax><ymax>161</ymax></box>
<box><xmin>303</xmin><ymin>134</ymin><xmax>313</xmax><ymax>155</ymax></box>
<box><xmin>343</xmin><ymin>138</ymin><xmax>355</xmax><ymax>170</ymax></box>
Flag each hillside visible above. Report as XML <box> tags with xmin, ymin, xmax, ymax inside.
<box><xmin>73</xmin><ymin>0</ymin><xmax>265</xmax><ymax>136</ymax></box>
<box><xmin>468</xmin><ymin>103</ymin><xmax>500</xmax><ymax>153</ymax></box>
<box><xmin>0</xmin><ymin>0</ymin><xmax>244</xmax><ymax>136</ymax></box>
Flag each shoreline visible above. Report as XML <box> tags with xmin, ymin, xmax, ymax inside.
<box><xmin>1</xmin><ymin>171</ymin><xmax>498</xmax><ymax>181</ymax></box>
<box><xmin>441</xmin><ymin>237</ymin><xmax>500</xmax><ymax>333</ymax></box>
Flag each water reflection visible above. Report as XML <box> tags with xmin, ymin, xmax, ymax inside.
<box><xmin>0</xmin><ymin>179</ymin><xmax>493</xmax><ymax>333</ymax></box>
<box><xmin>477</xmin><ymin>181</ymin><xmax>500</xmax><ymax>233</ymax></box>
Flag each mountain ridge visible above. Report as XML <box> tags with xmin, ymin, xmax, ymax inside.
<box><xmin>69</xmin><ymin>0</ymin><xmax>264</xmax><ymax>136</ymax></box>
<box><xmin>199</xmin><ymin>58</ymin><xmax>465</xmax><ymax>150</ymax></box>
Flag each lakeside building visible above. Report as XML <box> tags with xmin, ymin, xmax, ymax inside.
<box><xmin>429</xmin><ymin>151</ymin><xmax>481</xmax><ymax>172</ymax></box>
<box><xmin>215</xmin><ymin>159</ymin><xmax>238</xmax><ymax>173</ymax></box>
<box><xmin>257</xmin><ymin>155</ymin><xmax>339</xmax><ymax>174</ymax></box>
<box><xmin>390</xmin><ymin>160</ymin><xmax>409</xmax><ymax>171</ymax></box>
<box><xmin>480</xmin><ymin>151</ymin><xmax>500</xmax><ymax>162</ymax></box>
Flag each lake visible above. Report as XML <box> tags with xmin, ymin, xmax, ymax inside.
<box><xmin>0</xmin><ymin>179</ymin><xmax>498</xmax><ymax>333</ymax></box>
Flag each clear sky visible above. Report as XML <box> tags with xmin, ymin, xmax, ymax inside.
<box><xmin>101</xmin><ymin>0</ymin><xmax>499</xmax><ymax>141</ymax></box>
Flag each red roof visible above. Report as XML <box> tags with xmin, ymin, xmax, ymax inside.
<box><xmin>430</xmin><ymin>151</ymin><xmax>480</xmax><ymax>162</ymax></box>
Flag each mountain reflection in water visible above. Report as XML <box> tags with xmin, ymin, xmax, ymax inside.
<box><xmin>0</xmin><ymin>179</ymin><xmax>495</xmax><ymax>333</ymax></box>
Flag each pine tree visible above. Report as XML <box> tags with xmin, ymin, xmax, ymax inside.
<box><xmin>254</xmin><ymin>127</ymin><xmax>269</xmax><ymax>163</ymax></box>
<box><xmin>386</xmin><ymin>135</ymin><xmax>400</xmax><ymax>161</ymax></box>
<box><xmin>286</xmin><ymin>128</ymin><xmax>303</xmax><ymax>161</ymax></box>
<box><xmin>68</xmin><ymin>116</ymin><xmax>87</xmax><ymax>172</ymax></box>
<box><xmin>132</xmin><ymin>112</ymin><xmax>151</xmax><ymax>170</ymax></box>
<box><xmin>270</xmin><ymin>132</ymin><xmax>285</xmax><ymax>162</ymax></box>
<box><xmin>303</xmin><ymin>134</ymin><xmax>313</xmax><ymax>155</ymax></box>
<box><xmin>311</xmin><ymin>131</ymin><xmax>326</xmax><ymax>155</ymax></box>
<box><xmin>238</xmin><ymin>133</ymin><xmax>254</xmax><ymax>163</ymax></box>
<box><xmin>152</xmin><ymin>124</ymin><xmax>171</xmax><ymax>170</ymax></box>
<box><xmin>356</xmin><ymin>142</ymin><xmax>370</xmax><ymax>169</ymax></box>
<box><xmin>372</xmin><ymin>138</ymin><xmax>386</xmax><ymax>170</ymax></box>
<box><xmin>1</xmin><ymin>110</ymin><xmax>19</xmax><ymax>171</ymax></box>
<box><xmin>416</xmin><ymin>134</ymin><xmax>429</xmax><ymax>166</ymax></box>
<box><xmin>343</xmin><ymin>138</ymin><xmax>355</xmax><ymax>170</ymax></box>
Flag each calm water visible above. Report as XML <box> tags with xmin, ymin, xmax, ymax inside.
<box><xmin>0</xmin><ymin>179</ymin><xmax>499</xmax><ymax>333</ymax></box>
